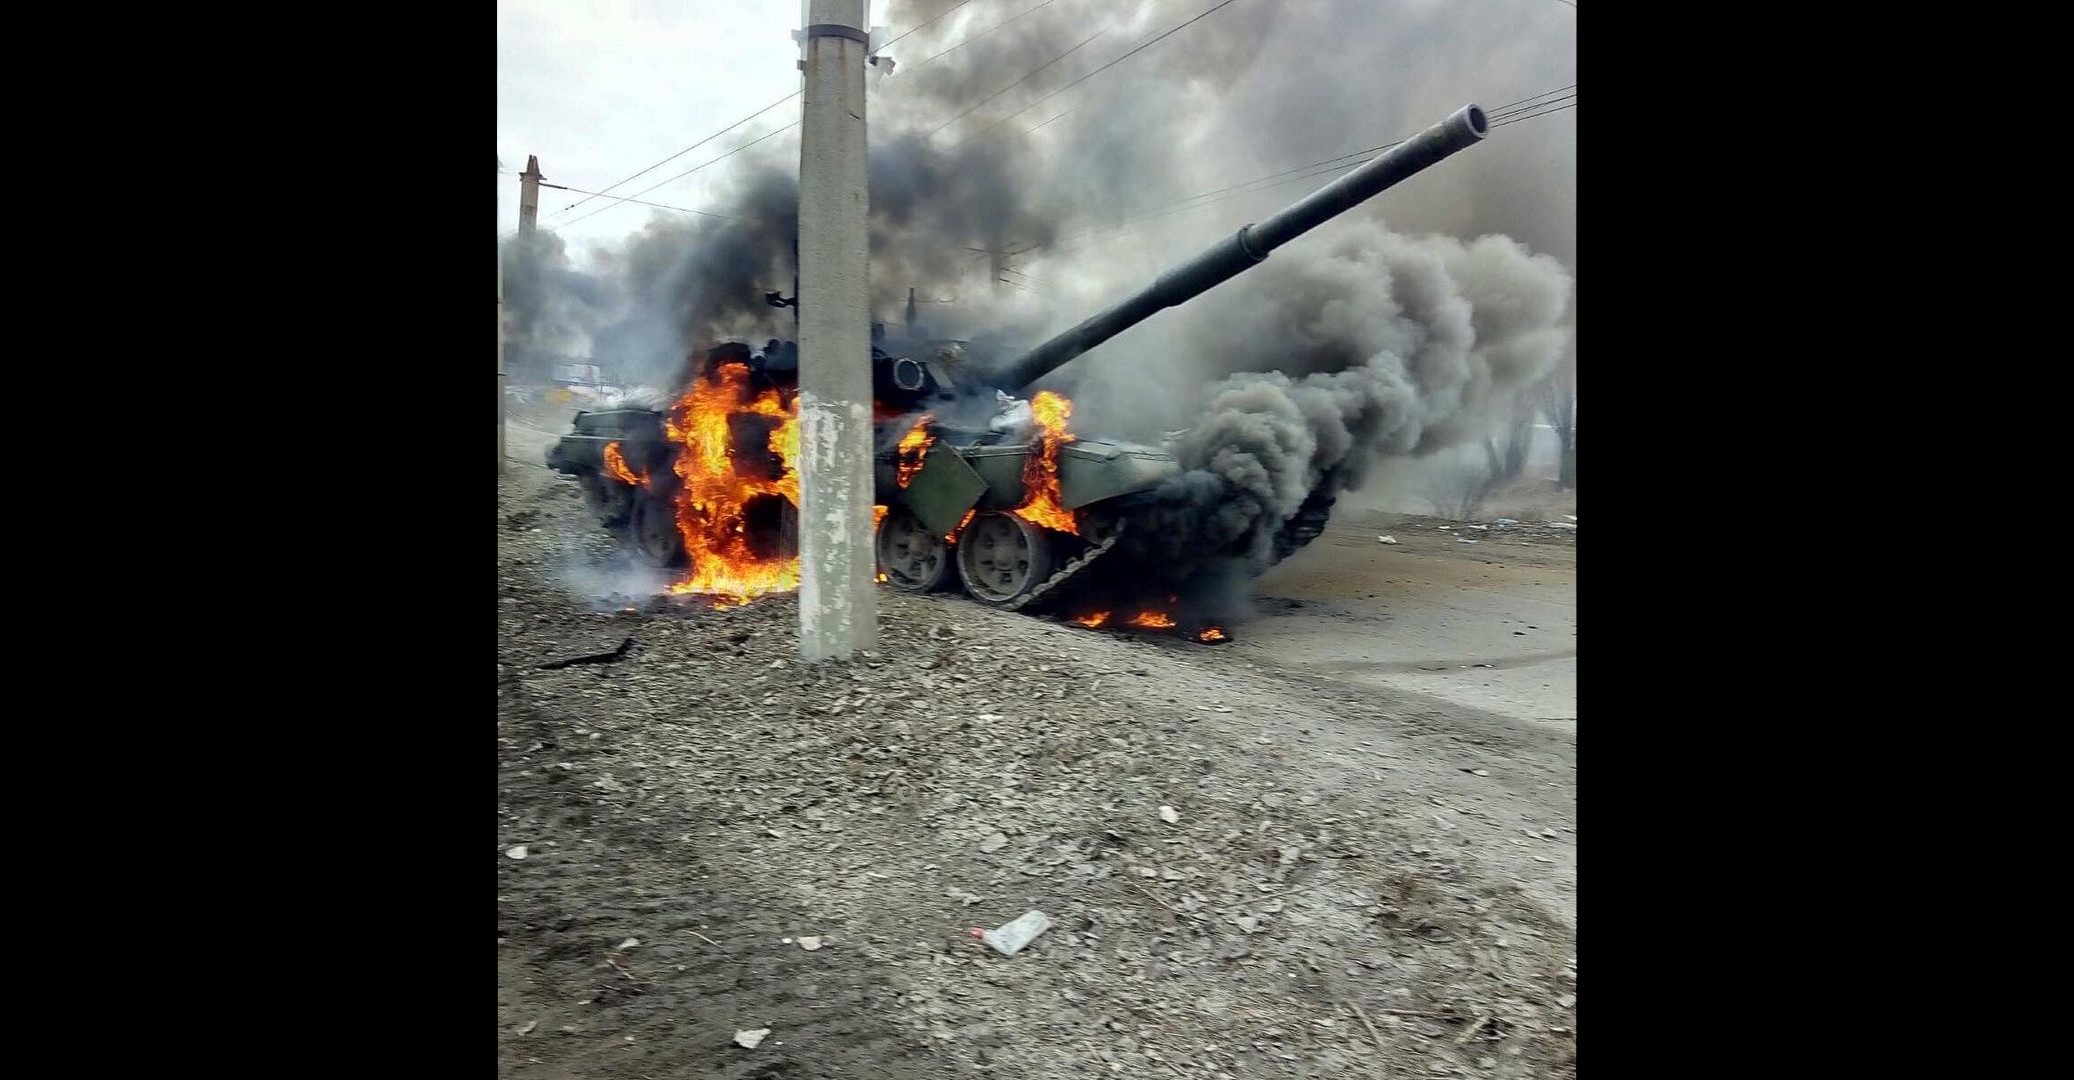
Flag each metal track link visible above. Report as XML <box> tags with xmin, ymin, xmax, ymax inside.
<box><xmin>1001</xmin><ymin>520</ymin><xmax>1126</xmax><ymax>613</ymax></box>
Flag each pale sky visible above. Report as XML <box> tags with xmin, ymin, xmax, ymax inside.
<box><xmin>497</xmin><ymin>0</ymin><xmax>829</xmax><ymax>257</ymax></box>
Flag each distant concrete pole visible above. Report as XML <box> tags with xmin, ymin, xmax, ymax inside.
<box><xmin>518</xmin><ymin>155</ymin><xmax>543</xmax><ymax>236</ymax></box>
<box><xmin>498</xmin><ymin>159</ymin><xmax>508</xmax><ymax>480</ymax></box>
<box><xmin>795</xmin><ymin>0</ymin><xmax>877</xmax><ymax>661</ymax></box>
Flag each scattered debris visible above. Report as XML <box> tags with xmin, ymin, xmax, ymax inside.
<box><xmin>498</xmin><ymin>468</ymin><xmax>1578</xmax><ymax>1077</ymax></box>
<box><xmin>516</xmin><ymin>1019</ymin><xmax>538</xmax><ymax>1036</ymax></box>
<box><xmin>1376</xmin><ymin>535</ymin><xmax>1399</xmax><ymax>544</ymax></box>
<box><xmin>617</xmin><ymin>937</ymin><xmax>639</xmax><ymax>950</ymax></box>
<box><xmin>1344</xmin><ymin>1002</ymin><xmax>1389</xmax><ymax>1056</ymax></box>
<box><xmin>1461</xmin><ymin>768</ymin><xmax>1489</xmax><ymax>777</ymax></box>
<box><xmin>1455</xmin><ymin>537</ymin><xmax>1480</xmax><ymax>544</ymax></box>
<box><xmin>537</xmin><ymin>635</ymin><xmax>634</xmax><ymax>670</ymax></box>
<box><xmin>1546</xmin><ymin>521</ymin><xmax>1576</xmax><ymax>530</ymax></box>
<box><xmin>734</xmin><ymin>1028</ymin><xmax>771</xmax><ymax>1050</ymax></box>
<box><xmin>974</xmin><ymin>910</ymin><xmax>1051</xmax><ymax>957</ymax></box>
<box><xmin>505</xmin><ymin>845</ymin><xmax>528</xmax><ymax>860</ymax></box>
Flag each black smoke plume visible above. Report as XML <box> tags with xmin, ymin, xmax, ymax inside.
<box><xmin>1125</xmin><ymin>224</ymin><xmax>1571</xmax><ymax>580</ymax></box>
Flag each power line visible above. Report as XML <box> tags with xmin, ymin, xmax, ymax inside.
<box><xmin>950</xmin><ymin>0</ymin><xmax>1249</xmax><ymax>147</ymax></box>
<box><xmin>555</xmin><ymin>120</ymin><xmax>802</xmax><ymax>231</ymax></box>
<box><xmin>879</xmin><ymin>0</ymin><xmax>977</xmax><ymax>50</ymax></box>
<box><xmin>540</xmin><ymin>0</ymin><xmax>1008</xmax><ymax>232</ymax></box>
<box><xmin>504</xmin><ymin>87</ymin><xmax>1568</xmax><ymax>249</ymax></box>
<box><xmin>544</xmin><ymin>90</ymin><xmax>801</xmax><ymax>222</ymax></box>
<box><xmin>1058</xmin><ymin>113</ymin><xmax>1575</xmax><ymax>254</ymax></box>
<box><xmin>1024</xmin><ymin>107</ymin><xmax>1075</xmax><ymax>134</ymax></box>
<box><xmin>929</xmin><ymin>28</ymin><xmax>1108</xmax><ymax>137</ymax></box>
<box><xmin>1043</xmin><ymin>94</ymin><xmax>1578</xmax><ymax>257</ymax></box>
<box><xmin>1487</xmin><ymin>85</ymin><xmax>1575</xmax><ymax>118</ymax></box>
<box><xmin>1493</xmin><ymin>100</ymin><xmax>1575</xmax><ymax>127</ymax></box>
<box><xmin>903</xmin><ymin>0</ymin><xmax>1060</xmax><ymax>71</ymax></box>
<box><xmin>1034</xmin><ymin>85</ymin><xmax>1576</xmax><ymax>251</ymax></box>
<box><xmin>537</xmin><ymin>182</ymin><xmax>744</xmax><ymax>222</ymax></box>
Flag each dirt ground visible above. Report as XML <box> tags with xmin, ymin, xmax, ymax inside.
<box><xmin>1245</xmin><ymin>509</ymin><xmax>1575</xmax><ymax>733</ymax></box>
<box><xmin>498</xmin><ymin>421</ymin><xmax>1576</xmax><ymax>1079</ymax></box>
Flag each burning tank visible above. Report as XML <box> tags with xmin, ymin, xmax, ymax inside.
<box><xmin>546</xmin><ymin>104</ymin><xmax>1492</xmax><ymax>619</ymax></box>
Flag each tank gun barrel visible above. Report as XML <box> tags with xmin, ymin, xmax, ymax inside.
<box><xmin>995</xmin><ymin>104</ymin><xmax>1489</xmax><ymax>393</ymax></box>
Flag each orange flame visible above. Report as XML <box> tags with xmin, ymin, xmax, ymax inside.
<box><xmin>1071</xmin><ymin>611</ymin><xmax>1112</xmax><ymax>628</ymax></box>
<box><xmin>1126</xmin><ymin>610</ymin><xmax>1177</xmax><ymax>630</ymax></box>
<box><xmin>602</xmin><ymin>441</ymin><xmax>646</xmax><ymax>487</ymax></box>
<box><xmin>947</xmin><ymin>508</ymin><xmax>975</xmax><ymax>542</ymax></box>
<box><xmin>1011</xmin><ymin>391</ymin><xmax>1079</xmax><ymax>534</ymax></box>
<box><xmin>661</xmin><ymin>362</ymin><xmax>801</xmax><ymax>606</ymax></box>
<box><xmin>872</xmin><ymin>506</ymin><xmax>892</xmax><ymax>583</ymax></box>
<box><xmin>1197</xmin><ymin>626</ymin><xmax>1228</xmax><ymax>643</ymax></box>
<box><xmin>895</xmin><ymin>414</ymin><xmax>935</xmax><ymax>488</ymax></box>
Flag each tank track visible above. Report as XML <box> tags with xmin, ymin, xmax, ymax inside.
<box><xmin>1001</xmin><ymin>520</ymin><xmax>1126</xmax><ymax>613</ymax></box>
<box><xmin>1271</xmin><ymin>494</ymin><xmax>1335</xmax><ymax>564</ymax></box>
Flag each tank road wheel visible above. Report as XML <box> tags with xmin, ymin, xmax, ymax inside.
<box><xmin>955</xmin><ymin>511</ymin><xmax>1056</xmax><ymax>608</ymax></box>
<box><xmin>628</xmin><ymin>493</ymin><xmax>686</xmax><ymax>568</ymax></box>
<box><xmin>876</xmin><ymin>505</ymin><xmax>952</xmax><ymax>592</ymax></box>
<box><xmin>581</xmin><ymin>473</ymin><xmax>635</xmax><ymax>530</ymax></box>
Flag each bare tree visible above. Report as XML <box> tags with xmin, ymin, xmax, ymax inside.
<box><xmin>1540</xmin><ymin>336</ymin><xmax>1576</xmax><ymax>491</ymax></box>
<box><xmin>1485</xmin><ymin>405</ymin><xmax>1536</xmax><ymax>491</ymax></box>
<box><xmin>1424</xmin><ymin>453</ymin><xmax>1492</xmax><ymax>521</ymax></box>
<box><xmin>1426</xmin><ymin>402</ymin><xmax>1537</xmax><ymax>520</ymax></box>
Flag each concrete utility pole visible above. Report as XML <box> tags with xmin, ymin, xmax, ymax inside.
<box><xmin>498</xmin><ymin>158</ymin><xmax>508</xmax><ymax>480</ymax></box>
<box><xmin>518</xmin><ymin>155</ymin><xmax>543</xmax><ymax>236</ymax></box>
<box><xmin>794</xmin><ymin>0</ymin><xmax>877</xmax><ymax>661</ymax></box>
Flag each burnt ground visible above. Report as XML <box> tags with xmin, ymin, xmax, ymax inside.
<box><xmin>498</xmin><ymin>429</ymin><xmax>1577</xmax><ymax>1080</ymax></box>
